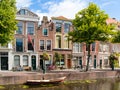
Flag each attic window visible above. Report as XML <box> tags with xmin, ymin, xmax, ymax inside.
<box><xmin>20</xmin><ymin>9</ymin><xmax>27</xmax><ymax>15</ymax></box>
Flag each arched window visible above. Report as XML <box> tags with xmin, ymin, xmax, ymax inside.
<box><xmin>14</xmin><ymin>55</ymin><xmax>20</xmax><ymax>66</ymax></box>
<box><xmin>56</xmin><ymin>35</ymin><xmax>61</xmax><ymax>48</ymax></box>
<box><xmin>23</xmin><ymin>55</ymin><xmax>28</xmax><ymax>66</ymax></box>
<box><xmin>64</xmin><ymin>36</ymin><xmax>69</xmax><ymax>49</ymax></box>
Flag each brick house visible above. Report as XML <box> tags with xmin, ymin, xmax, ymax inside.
<box><xmin>36</xmin><ymin>16</ymin><xmax>54</xmax><ymax>70</ymax></box>
<box><xmin>72</xmin><ymin>18</ymin><xmax>120</xmax><ymax>69</ymax></box>
<box><xmin>51</xmin><ymin>16</ymin><xmax>73</xmax><ymax>69</ymax></box>
<box><xmin>12</xmin><ymin>8</ymin><xmax>39</xmax><ymax>70</ymax></box>
<box><xmin>37</xmin><ymin>16</ymin><xmax>73</xmax><ymax>70</ymax></box>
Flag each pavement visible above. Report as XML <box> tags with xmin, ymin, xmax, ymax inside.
<box><xmin>0</xmin><ymin>68</ymin><xmax>120</xmax><ymax>77</ymax></box>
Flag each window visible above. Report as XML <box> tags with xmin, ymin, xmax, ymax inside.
<box><xmin>14</xmin><ymin>55</ymin><xmax>20</xmax><ymax>66</ymax></box>
<box><xmin>16</xmin><ymin>38</ymin><xmax>23</xmax><ymax>52</ymax></box>
<box><xmin>99</xmin><ymin>42</ymin><xmax>109</xmax><ymax>52</ymax></box>
<box><xmin>61</xmin><ymin>54</ymin><xmax>65</xmax><ymax>65</ymax></box>
<box><xmin>17</xmin><ymin>22</ymin><xmax>23</xmax><ymax>34</ymax></box>
<box><xmin>64</xmin><ymin>23</ymin><xmax>70</xmax><ymax>33</ymax></box>
<box><xmin>45</xmin><ymin>55</ymin><xmax>51</xmax><ymax>67</ymax></box>
<box><xmin>28</xmin><ymin>39</ymin><xmax>34</xmax><ymax>51</ymax></box>
<box><xmin>47</xmin><ymin>40</ymin><xmax>51</xmax><ymax>50</ymax></box>
<box><xmin>73</xmin><ymin>43</ymin><xmax>82</xmax><ymax>53</ymax></box>
<box><xmin>27</xmin><ymin>22</ymin><xmax>34</xmax><ymax>35</ymax></box>
<box><xmin>56</xmin><ymin>35</ymin><xmax>61</xmax><ymax>48</ymax></box>
<box><xmin>56</xmin><ymin>22</ymin><xmax>62</xmax><ymax>32</ymax></box>
<box><xmin>104</xmin><ymin>56</ymin><xmax>109</xmax><ymax>66</ymax></box>
<box><xmin>23</xmin><ymin>55</ymin><xmax>28</xmax><ymax>66</ymax></box>
<box><xmin>92</xmin><ymin>43</ymin><xmax>95</xmax><ymax>51</ymax></box>
<box><xmin>40</xmin><ymin>40</ymin><xmax>44</xmax><ymax>50</ymax></box>
<box><xmin>64</xmin><ymin>36</ymin><xmax>69</xmax><ymax>49</ymax></box>
<box><xmin>20</xmin><ymin>9</ymin><xmax>26</xmax><ymax>15</ymax></box>
<box><xmin>43</xmin><ymin>28</ymin><xmax>48</xmax><ymax>36</ymax></box>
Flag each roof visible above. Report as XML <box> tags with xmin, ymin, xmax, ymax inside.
<box><xmin>51</xmin><ymin>16</ymin><xmax>71</xmax><ymax>21</ymax></box>
<box><xmin>17</xmin><ymin>7</ymin><xmax>39</xmax><ymax>17</ymax></box>
<box><xmin>106</xmin><ymin>18</ymin><xmax>118</xmax><ymax>24</ymax></box>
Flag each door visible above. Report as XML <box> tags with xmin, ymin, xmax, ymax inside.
<box><xmin>94</xmin><ymin>55</ymin><xmax>96</xmax><ymax>68</ymax></box>
<box><xmin>79</xmin><ymin>59</ymin><xmax>82</xmax><ymax>69</ymax></box>
<box><xmin>94</xmin><ymin>59</ymin><xmax>96</xmax><ymax>68</ymax></box>
<box><xmin>1</xmin><ymin>57</ymin><xmax>8</xmax><ymax>70</ymax></box>
<box><xmin>67</xmin><ymin>59</ymin><xmax>71</xmax><ymax>68</ymax></box>
<box><xmin>40</xmin><ymin>59</ymin><xmax>44</xmax><ymax>70</ymax></box>
<box><xmin>31</xmin><ymin>55</ymin><xmax>36</xmax><ymax>70</ymax></box>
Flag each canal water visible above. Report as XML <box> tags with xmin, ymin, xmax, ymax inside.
<box><xmin>1</xmin><ymin>78</ymin><xmax>120</xmax><ymax>90</ymax></box>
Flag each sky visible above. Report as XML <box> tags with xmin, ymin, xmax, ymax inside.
<box><xmin>16</xmin><ymin>0</ymin><xmax>120</xmax><ymax>21</ymax></box>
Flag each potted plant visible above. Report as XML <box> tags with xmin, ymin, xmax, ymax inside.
<box><xmin>43</xmin><ymin>52</ymin><xmax>50</xmax><ymax>60</ymax></box>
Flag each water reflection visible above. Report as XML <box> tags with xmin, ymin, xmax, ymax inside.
<box><xmin>2</xmin><ymin>78</ymin><xmax>120</xmax><ymax>90</ymax></box>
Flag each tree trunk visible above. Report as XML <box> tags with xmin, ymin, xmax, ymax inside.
<box><xmin>86</xmin><ymin>43</ymin><xmax>91</xmax><ymax>71</ymax></box>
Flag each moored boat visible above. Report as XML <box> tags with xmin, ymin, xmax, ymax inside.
<box><xmin>25</xmin><ymin>76</ymin><xmax>66</xmax><ymax>85</ymax></box>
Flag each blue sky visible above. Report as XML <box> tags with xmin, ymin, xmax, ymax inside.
<box><xmin>16</xmin><ymin>0</ymin><xmax>120</xmax><ymax>21</ymax></box>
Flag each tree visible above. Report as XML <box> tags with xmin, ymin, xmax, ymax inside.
<box><xmin>112</xmin><ymin>31</ymin><xmax>120</xmax><ymax>43</ymax></box>
<box><xmin>109</xmin><ymin>53</ymin><xmax>118</xmax><ymax>70</ymax></box>
<box><xmin>53</xmin><ymin>52</ymin><xmax>62</xmax><ymax>66</ymax></box>
<box><xmin>0</xmin><ymin>0</ymin><xmax>17</xmax><ymax>45</ymax></box>
<box><xmin>68</xmin><ymin>3</ymin><xmax>114</xmax><ymax>71</ymax></box>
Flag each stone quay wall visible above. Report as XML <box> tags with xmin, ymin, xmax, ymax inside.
<box><xmin>0</xmin><ymin>70</ymin><xmax>120</xmax><ymax>85</ymax></box>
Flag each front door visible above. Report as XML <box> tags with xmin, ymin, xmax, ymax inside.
<box><xmin>1</xmin><ymin>57</ymin><xmax>8</xmax><ymax>70</ymax></box>
<box><xmin>31</xmin><ymin>55</ymin><xmax>36</xmax><ymax>70</ymax></box>
<box><xmin>94</xmin><ymin>59</ymin><xmax>96</xmax><ymax>68</ymax></box>
<box><xmin>67</xmin><ymin>59</ymin><xmax>71</xmax><ymax>68</ymax></box>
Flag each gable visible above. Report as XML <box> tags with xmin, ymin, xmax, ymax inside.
<box><xmin>17</xmin><ymin>8</ymin><xmax>38</xmax><ymax>17</ymax></box>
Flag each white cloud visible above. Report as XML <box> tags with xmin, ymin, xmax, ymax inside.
<box><xmin>35</xmin><ymin>0</ymin><xmax>88</xmax><ymax>20</ymax></box>
<box><xmin>16</xmin><ymin>0</ymin><xmax>33</xmax><ymax>9</ymax></box>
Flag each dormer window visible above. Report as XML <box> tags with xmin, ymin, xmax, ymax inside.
<box><xmin>20</xmin><ymin>9</ymin><xmax>25</xmax><ymax>15</ymax></box>
<box><xmin>19</xmin><ymin>9</ymin><xmax>28</xmax><ymax>15</ymax></box>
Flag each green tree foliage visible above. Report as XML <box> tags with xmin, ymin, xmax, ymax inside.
<box><xmin>109</xmin><ymin>53</ymin><xmax>118</xmax><ymax>70</ymax></box>
<box><xmin>112</xmin><ymin>31</ymin><xmax>120</xmax><ymax>43</ymax></box>
<box><xmin>0</xmin><ymin>0</ymin><xmax>17</xmax><ymax>45</ymax></box>
<box><xmin>53</xmin><ymin>52</ymin><xmax>62</xmax><ymax>65</ymax></box>
<box><xmin>68</xmin><ymin>3</ymin><xmax>114</xmax><ymax>71</ymax></box>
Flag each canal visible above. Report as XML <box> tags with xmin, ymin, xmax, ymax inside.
<box><xmin>1</xmin><ymin>78</ymin><xmax>120</xmax><ymax>90</ymax></box>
